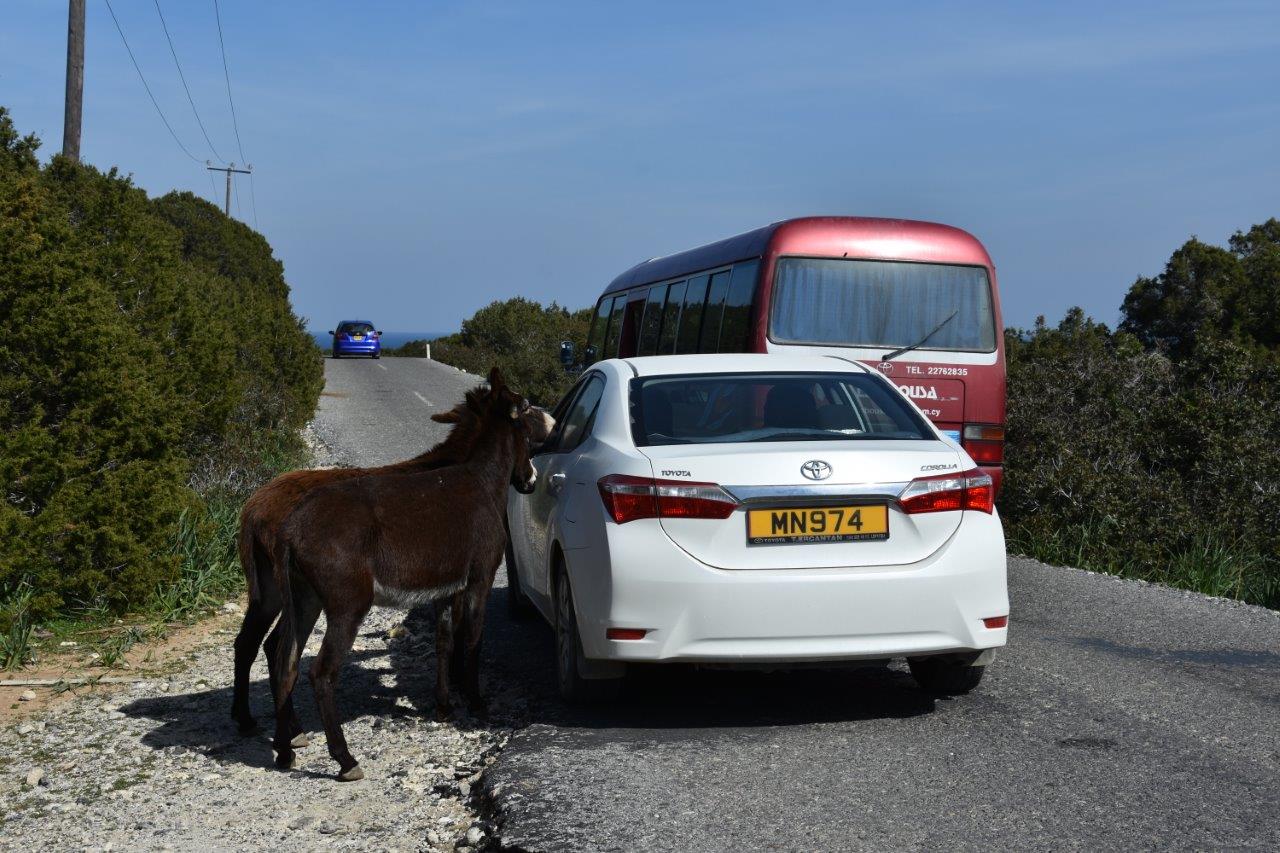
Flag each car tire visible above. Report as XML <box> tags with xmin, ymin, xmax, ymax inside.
<box><xmin>373</xmin><ymin>353</ymin><xmax>380</xmax><ymax>359</ymax></box>
<box><xmin>908</xmin><ymin>655</ymin><xmax>986</xmax><ymax>695</ymax></box>
<box><xmin>554</xmin><ymin>567</ymin><xmax>622</xmax><ymax>703</ymax></box>
<box><xmin>504</xmin><ymin>541</ymin><xmax>535</xmax><ymax>621</ymax></box>
<box><xmin>331</xmin><ymin>350</ymin><xmax>341</xmax><ymax>359</ymax></box>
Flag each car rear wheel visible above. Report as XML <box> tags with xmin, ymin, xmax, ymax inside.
<box><xmin>331</xmin><ymin>350</ymin><xmax>341</xmax><ymax>359</ymax></box>
<box><xmin>504</xmin><ymin>541</ymin><xmax>535</xmax><ymax>621</ymax></box>
<box><xmin>555</xmin><ymin>568</ymin><xmax>622</xmax><ymax>703</ymax></box>
<box><xmin>908</xmin><ymin>654</ymin><xmax>986</xmax><ymax>694</ymax></box>
<box><xmin>373</xmin><ymin>352</ymin><xmax>380</xmax><ymax>359</ymax></box>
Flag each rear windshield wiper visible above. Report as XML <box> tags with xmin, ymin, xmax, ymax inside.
<box><xmin>881</xmin><ymin>309</ymin><xmax>959</xmax><ymax>362</ymax></box>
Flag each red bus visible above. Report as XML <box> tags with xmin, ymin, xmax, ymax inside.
<box><xmin>578</xmin><ymin>216</ymin><xmax>1006</xmax><ymax>488</ymax></box>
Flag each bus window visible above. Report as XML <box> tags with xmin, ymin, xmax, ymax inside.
<box><xmin>616</xmin><ymin>290</ymin><xmax>647</xmax><ymax>358</ymax></box>
<box><xmin>602</xmin><ymin>296</ymin><xmax>625</xmax><ymax>358</ymax></box>
<box><xmin>657</xmin><ymin>280</ymin><xmax>686</xmax><ymax>354</ymax></box>
<box><xmin>717</xmin><ymin>260</ymin><xmax>759</xmax><ymax>353</ymax></box>
<box><xmin>676</xmin><ymin>275</ymin><xmax>709</xmax><ymax>354</ymax></box>
<box><xmin>637</xmin><ymin>284</ymin><xmax>668</xmax><ymax>356</ymax></box>
<box><xmin>699</xmin><ymin>271</ymin><xmax>731</xmax><ymax>352</ymax></box>
<box><xmin>585</xmin><ymin>297</ymin><xmax>611</xmax><ymax>363</ymax></box>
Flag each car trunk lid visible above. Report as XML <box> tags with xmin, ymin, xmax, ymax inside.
<box><xmin>638</xmin><ymin>440</ymin><xmax>966</xmax><ymax>569</ymax></box>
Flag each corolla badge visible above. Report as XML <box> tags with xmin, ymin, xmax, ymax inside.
<box><xmin>800</xmin><ymin>460</ymin><xmax>832</xmax><ymax>481</ymax></box>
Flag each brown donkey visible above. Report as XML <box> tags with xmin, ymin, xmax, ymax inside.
<box><xmin>270</xmin><ymin>369</ymin><xmax>540</xmax><ymax>780</ymax></box>
<box><xmin>231</xmin><ymin>389</ymin><xmax>552</xmax><ymax>741</ymax></box>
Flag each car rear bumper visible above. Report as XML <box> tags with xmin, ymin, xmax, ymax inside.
<box><xmin>333</xmin><ymin>341</ymin><xmax>380</xmax><ymax>354</ymax></box>
<box><xmin>568</xmin><ymin>510</ymin><xmax>1008</xmax><ymax>663</ymax></box>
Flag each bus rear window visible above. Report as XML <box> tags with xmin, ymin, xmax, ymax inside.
<box><xmin>770</xmin><ymin>258</ymin><xmax>996</xmax><ymax>352</ymax></box>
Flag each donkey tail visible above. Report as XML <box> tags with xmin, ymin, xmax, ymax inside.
<box><xmin>237</xmin><ymin>513</ymin><xmax>260</xmax><ymax>603</ymax></box>
<box><xmin>270</xmin><ymin>537</ymin><xmax>299</xmax><ymax>717</ymax></box>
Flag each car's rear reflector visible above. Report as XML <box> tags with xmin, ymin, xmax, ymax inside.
<box><xmin>898</xmin><ymin>468</ymin><xmax>995</xmax><ymax>514</ymax></box>
<box><xmin>962</xmin><ymin>424</ymin><xmax>1004</xmax><ymax>465</ymax></box>
<box><xmin>606</xmin><ymin>628</ymin><xmax>649</xmax><ymax>641</ymax></box>
<box><xmin>983</xmin><ymin>615</ymin><xmax>1008</xmax><ymax>629</ymax></box>
<box><xmin>597</xmin><ymin>474</ymin><xmax>738</xmax><ymax>524</ymax></box>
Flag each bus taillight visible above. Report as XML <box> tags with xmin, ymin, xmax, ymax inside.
<box><xmin>962</xmin><ymin>424</ymin><xmax>1004</xmax><ymax>465</ymax></box>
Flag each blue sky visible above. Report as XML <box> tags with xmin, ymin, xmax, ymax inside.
<box><xmin>4</xmin><ymin>1</ymin><xmax>1278</xmax><ymax>333</ymax></box>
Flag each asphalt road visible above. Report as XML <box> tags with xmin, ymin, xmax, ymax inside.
<box><xmin>322</xmin><ymin>357</ymin><xmax>1280</xmax><ymax>852</ymax></box>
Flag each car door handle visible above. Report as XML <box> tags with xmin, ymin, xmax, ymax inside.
<box><xmin>548</xmin><ymin>472</ymin><xmax>567</xmax><ymax>494</ymax></box>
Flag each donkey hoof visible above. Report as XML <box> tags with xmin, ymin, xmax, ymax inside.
<box><xmin>434</xmin><ymin>706</ymin><xmax>453</xmax><ymax>723</ymax></box>
<box><xmin>337</xmin><ymin>764</ymin><xmax>364</xmax><ymax>782</ymax></box>
<box><xmin>274</xmin><ymin>750</ymin><xmax>296</xmax><ymax>770</ymax></box>
<box><xmin>290</xmin><ymin>732</ymin><xmax>310</xmax><ymax>749</ymax></box>
<box><xmin>236</xmin><ymin>718</ymin><xmax>258</xmax><ymax>736</ymax></box>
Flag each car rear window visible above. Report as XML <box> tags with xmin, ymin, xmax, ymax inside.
<box><xmin>338</xmin><ymin>322</ymin><xmax>374</xmax><ymax>334</ymax></box>
<box><xmin>630</xmin><ymin>372</ymin><xmax>933</xmax><ymax>446</ymax></box>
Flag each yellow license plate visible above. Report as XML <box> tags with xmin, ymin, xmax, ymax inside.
<box><xmin>747</xmin><ymin>504</ymin><xmax>889</xmax><ymax>545</ymax></box>
<box><xmin>352</xmin><ymin>334</ymin><xmax>365</xmax><ymax>340</ymax></box>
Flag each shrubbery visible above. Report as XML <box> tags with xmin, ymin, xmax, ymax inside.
<box><xmin>389</xmin><ymin>297</ymin><xmax>591</xmax><ymax>405</ymax></box>
<box><xmin>0</xmin><ymin>107</ymin><xmax>322</xmax><ymax>626</ymax></box>
<box><xmin>1003</xmin><ymin>221</ymin><xmax>1280</xmax><ymax>608</ymax></box>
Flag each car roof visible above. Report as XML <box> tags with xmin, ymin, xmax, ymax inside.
<box><xmin>613</xmin><ymin>353</ymin><xmax>872</xmax><ymax>377</ymax></box>
<box><xmin>337</xmin><ymin>319</ymin><xmax>374</xmax><ymax>325</ymax></box>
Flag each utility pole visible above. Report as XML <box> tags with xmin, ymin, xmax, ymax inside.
<box><xmin>206</xmin><ymin>162</ymin><xmax>252</xmax><ymax>216</ymax></box>
<box><xmin>63</xmin><ymin>0</ymin><xmax>85</xmax><ymax>160</ymax></box>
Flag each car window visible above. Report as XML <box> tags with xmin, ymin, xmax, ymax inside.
<box><xmin>637</xmin><ymin>285</ymin><xmax>668</xmax><ymax>356</ymax></box>
<box><xmin>676</xmin><ymin>276</ymin><xmax>709</xmax><ymax>354</ymax></box>
<box><xmin>338</xmin><ymin>322</ymin><xmax>374</xmax><ymax>334</ymax></box>
<box><xmin>630</xmin><ymin>372</ymin><xmax>932</xmax><ymax>446</ymax></box>
<box><xmin>556</xmin><ymin>375</ymin><xmax>606</xmax><ymax>452</ymax></box>
<box><xmin>699</xmin><ymin>271</ymin><xmax>731</xmax><ymax>352</ymax></box>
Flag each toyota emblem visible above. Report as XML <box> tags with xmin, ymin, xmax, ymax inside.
<box><xmin>800</xmin><ymin>460</ymin><xmax>832</xmax><ymax>481</ymax></box>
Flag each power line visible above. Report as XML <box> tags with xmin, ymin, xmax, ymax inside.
<box><xmin>103</xmin><ymin>0</ymin><xmax>201</xmax><ymax>163</ymax></box>
<box><xmin>213</xmin><ymin>0</ymin><xmax>258</xmax><ymax>230</ymax></box>
<box><xmin>207</xmin><ymin>168</ymin><xmax>220</xmax><ymax>205</ymax></box>
<box><xmin>212</xmin><ymin>0</ymin><xmax>247</xmax><ymax>163</ymax></box>
<box><xmin>152</xmin><ymin>0</ymin><xmax>225</xmax><ymax>163</ymax></box>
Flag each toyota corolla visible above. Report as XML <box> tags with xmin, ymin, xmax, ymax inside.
<box><xmin>505</xmin><ymin>354</ymin><xmax>1008</xmax><ymax>700</ymax></box>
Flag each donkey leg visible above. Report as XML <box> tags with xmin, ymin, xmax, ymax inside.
<box><xmin>265</xmin><ymin>600</ymin><xmax>322</xmax><ymax>748</ymax></box>
<box><xmin>309</xmin><ymin>602</ymin><xmax>369</xmax><ymax>781</ymax></box>
<box><xmin>271</xmin><ymin>579</ymin><xmax>321</xmax><ymax>769</ymax></box>
<box><xmin>434</xmin><ymin>596</ymin><xmax>458</xmax><ymax>721</ymax></box>
<box><xmin>231</xmin><ymin>588</ymin><xmax>279</xmax><ymax>735</ymax></box>
<box><xmin>460</xmin><ymin>581</ymin><xmax>492</xmax><ymax>715</ymax></box>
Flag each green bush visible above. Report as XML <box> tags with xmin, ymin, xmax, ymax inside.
<box><xmin>0</xmin><ymin>107</ymin><xmax>321</xmax><ymax>621</ymax></box>
<box><xmin>1004</xmin><ymin>228</ymin><xmax>1280</xmax><ymax>608</ymax></box>
<box><xmin>392</xmin><ymin>297</ymin><xmax>591</xmax><ymax>405</ymax></box>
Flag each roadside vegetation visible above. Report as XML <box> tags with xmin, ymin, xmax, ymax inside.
<box><xmin>0</xmin><ymin>108</ymin><xmax>323</xmax><ymax>668</ymax></box>
<box><xmin>386</xmin><ymin>297</ymin><xmax>591</xmax><ymax>404</ymax></box>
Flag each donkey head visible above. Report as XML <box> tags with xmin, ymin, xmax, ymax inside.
<box><xmin>485</xmin><ymin>367</ymin><xmax>546</xmax><ymax>494</ymax></box>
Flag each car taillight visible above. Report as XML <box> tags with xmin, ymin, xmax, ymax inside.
<box><xmin>898</xmin><ymin>468</ymin><xmax>994</xmax><ymax>514</ymax></box>
<box><xmin>597</xmin><ymin>474</ymin><xmax>738</xmax><ymax>524</ymax></box>
<box><xmin>962</xmin><ymin>424</ymin><xmax>1004</xmax><ymax>465</ymax></box>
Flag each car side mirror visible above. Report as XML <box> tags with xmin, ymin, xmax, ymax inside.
<box><xmin>559</xmin><ymin>340</ymin><xmax>575</xmax><ymax>368</ymax></box>
<box><xmin>327</xmin><ymin>330</ymin><xmax>334</xmax><ymax>336</ymax></box>
<box><xmin>376</xmin><ymin>330</ymin><xmax>383</xmax><ymax>335</ymax></box>
<box><xmin>583</xmin><ymin>344</ymin><xmax>598</xmax><ymax>364</ymax></box>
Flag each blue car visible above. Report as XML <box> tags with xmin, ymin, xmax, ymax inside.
<box><xmin>329</xmin><ymin>320</ymin><xmax>382</xmax><ymax>359</ymax></box>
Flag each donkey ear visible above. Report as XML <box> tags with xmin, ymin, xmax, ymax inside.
<box><xmin>487</xmin><ymin>366</ymin><xmax>505</xmax><ymax>389</ymax></box>
<box><xmin>432</xmin><ymin>410</ymin><xmax>461</xmax><ymax>424</ymax></box>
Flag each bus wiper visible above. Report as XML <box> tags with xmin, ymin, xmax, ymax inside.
<box><xmin>881</xmin><ymin>310</ymin><xmax>959</xmax><ymax>362</ymax></box>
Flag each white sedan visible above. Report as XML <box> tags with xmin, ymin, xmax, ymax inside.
<box><xmin>505</xmin><ymin>354</ymin><xmax>1008</xmax><ymax>700</ymax></box>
